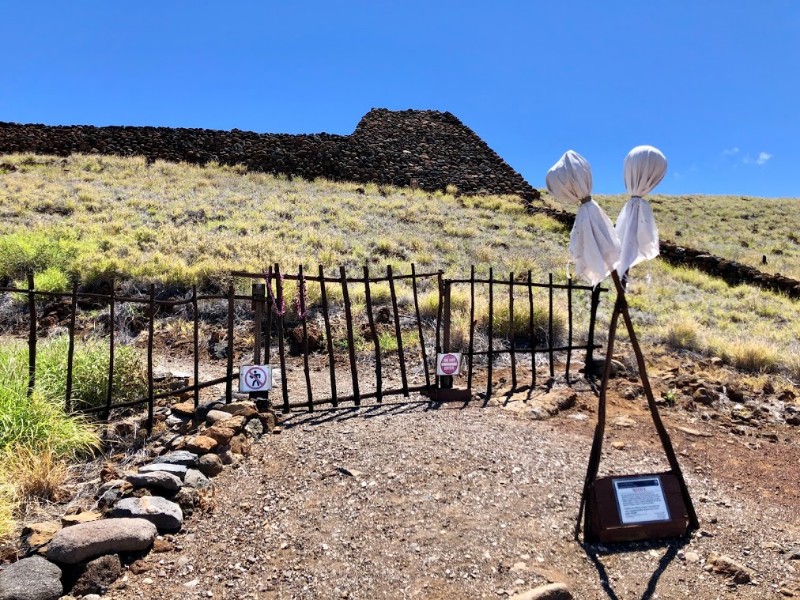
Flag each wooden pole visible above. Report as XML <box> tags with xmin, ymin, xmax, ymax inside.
<box><xmin>528</xmin><ymin>270</ymin><xmax>536</xmax><ymax>389</ymax></box>
<box><xmin>364</xmin><ymin>266</ymin><xmax>382</xmax><ymax>403</ymax></box>
<box><xmin>299</xmin><ymin>265</ymin><xmax>313</xmax><ymax>412</ymax></box>
<box><xmin>104</xmin><ymin>278</ymin><xmax>115</xmax><ymax>419</ymax></box>
<box><xmin>225</xmin><ymin>282</ymin><xmax>235</xmax><ymax>404</ymax></box>
<box><xmin>192</xmin><ymin>285</ymin><xmax>200</xmax><ymax>408</ymax></box>
<box><xmin>487</xmin><ymin>267</ymin><xmax>494</xmax><ymax>399</ymax></box>
<box><xmin>146</xmin><ymin>284</ymin><xmax>155</xmax><ymax>434</ymax></box>
<box><xmin>388</xmin><ymin>265</ymin><xmax>409</xmax><ymax>397</ymax></box>
<box><xmin>65</xmin><ymin>280</ymin><xmax>78</xmax><ymax>411</ymax></box>
<box><xmin>319</xmin><ymin>266</ymin><xmax>338</xmax><ymax>407</ymax></box>
<box><xmin>340</xmin><ymin>266</ymin><xmax>360</xmax><ymax>405</ymax></box>
<box><xmin>508</xmin><ymin>272</ymin><xmax>517</xmax><ymax>390</ymax></box>
<box><xmin>27</xmin><ymin>273</ymin><xmax>36</xmax><ymax>398</ymax></box>
<box><xmin>410</xmin><ymin>264</ymin><xmax>431</xmax><ymax>388</ymax></box>
<box><xmin>548</xmin><ymin>273</ymin><xmax>555</xmax><ymax>381</ymax></box>
<box><xmin>467</xmin><ymin>265</ymin><xmax>476</xmax><ymax>391</ymax></box>
<box><xmin>275</xmin><ymin>265</ymin><xmax>289</xmax><ymax>412</ymax></box>
<box><xmin>566</xmin><ymin>277</ymin><xmax>573</xmax><ymax>383</ymax></box>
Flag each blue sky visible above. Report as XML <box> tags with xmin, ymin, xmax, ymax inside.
<box><xmin>1</xmin><ymin>1</ymin><xmax>798</xmax><ymax>197</ymax></box>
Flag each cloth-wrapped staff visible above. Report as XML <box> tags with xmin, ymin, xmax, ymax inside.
<box><xmin>545</xmin><ymin>150</ymin><xmax>621</xmax><ymax>287</ymax></box>
<box><xmin>575</xmin><ymin>145</ymin><xmax>698</xmax><ymax>539</ymax></box>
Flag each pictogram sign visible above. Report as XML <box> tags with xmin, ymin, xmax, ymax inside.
<box><xmin>239</xmin><ymin>365</ymin><xmax>273</xmax><ymax>392</ymax></box>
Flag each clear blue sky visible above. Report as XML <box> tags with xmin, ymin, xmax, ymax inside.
<box><xmin>2</xmin><ymin>1</ymin><xmax>798</xmax><ymax>197</ymax></box>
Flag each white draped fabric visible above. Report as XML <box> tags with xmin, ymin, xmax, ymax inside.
<box><xmin>546</xmin><ymin>150</ymin><xmax>620</xmax><ymax>287</ymax></box>
<box><xmin>616</xmin><ymin>145</ymin><xmax>667</xmax><ymax>276</ymax></box>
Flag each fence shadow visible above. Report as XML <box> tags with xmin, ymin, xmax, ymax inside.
<box><xmin>579</xmin><ymin>537</ymin><xmax>689</xmax><ymax>600</ymax></box>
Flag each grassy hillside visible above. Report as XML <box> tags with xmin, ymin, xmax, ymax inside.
<box><xmin>1</xmin><ymin>153</ymin><xmax>799</xmax><ymax>381</ymax></box>
<box><xmin>545</xmin><ymin>191</ymin><xmax>800</xmax><ymax>281</ymax></box>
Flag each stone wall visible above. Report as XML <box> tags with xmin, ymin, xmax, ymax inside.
<box><xmin>0</xmin><ymin>108</ymin><xmax>540</xmax><ymax>200</ymax></box>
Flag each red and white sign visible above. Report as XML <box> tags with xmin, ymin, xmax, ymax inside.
<box><xmin>436</xmin><ymin>353</ymin><xmax>462</xmax><ymax>376</ymax></box>
<box><xmin>239</xmin><ymin>365</ymin><xmax>273</xmax><ymax>392</ymax></box>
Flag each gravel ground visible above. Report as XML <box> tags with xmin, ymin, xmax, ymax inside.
<box><xmin>104</xmin><ymin>387</ymin><xmax>800</xmax><ymax>600</ymax></box>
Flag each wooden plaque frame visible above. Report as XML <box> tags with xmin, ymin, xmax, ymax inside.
<box><xmin>586</xmin><ymin>471</ymin><xmax>691</xmax><ymax>543</ymax></box>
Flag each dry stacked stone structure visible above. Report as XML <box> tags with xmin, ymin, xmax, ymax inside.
<box><xmin>0</xmin><ymin>108</ymin><xmax>539</xmax><ymax>200</ymax></box>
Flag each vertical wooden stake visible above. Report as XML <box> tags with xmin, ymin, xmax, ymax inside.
<box><xmin>364</xmin><ymin>266</ymin><xmax>382</xmax><ymax>403</ymax></box>
<box><xmin>146</xmin><ymin>284</ymin><xmax>155</xmax><ymax>434</ymax></box>
<box><xmin>340</xmin><ymin>266</ymin><xmax>360</xmax><ymax>405</ymax></box>
<box><xmin>275</xmin><ymin>265</ymin><xmax>289</xmax><ymax>412</ymax></box>
<box><xmin>319</xmin><ymin>266</ymin><xmax>338</xmax><ymax>407</ymax></box>
<box><xmin>487</xmin><ymin>267</ymin><xmax>494</xmax><ymax>399</ymax></box>
<box><xmin>566</xmin><ymin>277</ymin><xmax>573</xmax><ymax>383</ymax></box>
<box><xmin>508</xmin><ymin>272</ymin><xmax>517</xmax><ymax>390</ymax></box>
<box><xmin>585</xmin><ymin>286</ymin><xmax>601</xmax><ymax>375</ymax></box>
<box><xmin>467</xmin><ymin>265</ymin><xmax>476</xmax><ymax>391</ymax></box>
<box><xmin>410</xmin><ymin>264</ymin><xmax>431</xmax><ymax>389</ymax></box>
<box><xmin>548</xmin><ymin>273</ymin><xmax>555</xmax><ymax>381</ymax></box>
<box><xmin>299</xmin><ymin>265</ymin><xmax>313</xmax><ymax>412</ymax></box>
<box><xmin>65</xmin><ymin>280</ymin><xmax>78</xmax><ymax>412</ymax></box>
<box><xmin>388</xmin><ymin>265</ymin><xmax>409</xmax><ymax>397</ymax></box>
<box><xmin>192</xmin><ymin>285</ymin><xmax>200</xmax><ymax>409</ymax></box>
<box><xmin>225</xmin><ymin>282</ymin><xmax>235</xmax><ymax>404</ymax></box>
<box><xmin>27</xmin><ymin>273</ymin><xmax>36</xmax><ymax>398</ymax></box>
<box><xmin>528</xmin><ymin>270</ymin><xmax>536</xmax><ymax>389</ymax></box>
<box><xmin>434</xmin><ymin>270</ymin><xmax>443</xmax><ymax>389</ymax></box>
<box><xmin>104</xmin><ymin>278</ymin><xmax>115</xmax><ymax>420</ymax></box>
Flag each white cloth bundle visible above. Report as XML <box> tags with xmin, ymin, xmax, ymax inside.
<box><xmin>616</xmin><ymin>145</ymin><xmax>667</xmax><ymax>276</ymax></box>
<box><xmin>546</xmin><ymin>150</ymin><xmax>620</xmax><ymax>287</ymax></box>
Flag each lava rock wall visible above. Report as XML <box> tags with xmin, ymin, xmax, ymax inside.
<box><xmin>0</xmin><ymin>109</ymin><xmax>539</xmax><ymax>199</ymax></box>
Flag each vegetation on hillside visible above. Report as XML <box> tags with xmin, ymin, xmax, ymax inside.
<box><xmin>545</xmin><ymin>190</ymin><xmax>800</xmax><ymax>280</ymax></box>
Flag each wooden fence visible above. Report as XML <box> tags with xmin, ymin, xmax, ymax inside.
<box><xmin>0</xmin><ymin>265</ymin><xmax>604</xmax><ymax>432</ymax></box>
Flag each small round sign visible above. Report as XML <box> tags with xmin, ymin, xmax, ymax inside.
<box><xmin>439</xmin><ymin>353</ymin><xmax>460</xmax><ymax>375</ymax></box>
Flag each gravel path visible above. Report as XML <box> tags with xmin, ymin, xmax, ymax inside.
<box><xmin>104</xmin><ymin>393</ymin><xmax>799</xmax><ymax>600</ymax></box>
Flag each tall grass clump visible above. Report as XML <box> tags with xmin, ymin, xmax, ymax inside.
<box><xmin>34</xmin><ymin>335</ymin><xmax>147</xmax><ymax>409</ymax></box>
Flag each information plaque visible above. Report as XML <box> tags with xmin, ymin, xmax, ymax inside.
<box><xmin>586</xmin><ymin>471</ymin><xmax>690</xmax><ymax>543</ymax></box>
<box><xmin>612</xmin><ymin>475</ymin><xmax>670</xmax><ymax>524</ymax></box>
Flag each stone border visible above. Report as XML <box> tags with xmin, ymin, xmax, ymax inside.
<box><xmin>1</xmin><ymin>398</ymin><xmax>279</xmax><ymax>598</ymax></box>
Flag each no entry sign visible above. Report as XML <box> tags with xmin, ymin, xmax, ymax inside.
<box><xmin>436</xmin><ymin>353</ymin><xmax>462</xmax><ymax>376</ymax></box>
<box><xmin>239</xmin><ymin>365</ymin><xmax>273</xmax><ymax>392</ymax></box>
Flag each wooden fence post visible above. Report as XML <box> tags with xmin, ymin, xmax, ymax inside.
<box><xmin>104</xmin><ymin>278</ymin><xmax>115</xmax><ymax>420</ymax></box>
<box><xmin>65</xmin><ymin>280</ymin><xmax>78</xmax><ymax>411</ymax></box>
<box><xmin>27</xmin><ymin>273</ymin><xmax>36</xmax><ymax>398</ymax></box>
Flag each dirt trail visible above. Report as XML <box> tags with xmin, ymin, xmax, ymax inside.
<box><xmin>104</xmin><ymin>384</ymin><xmax>800</xmax><ymax>600</ymax></box>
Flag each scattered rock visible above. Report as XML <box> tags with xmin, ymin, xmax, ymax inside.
<box><xmin>509</xmin><ymin>582</ymin><xmax>573</xmax><ymax>600</ymax></box>
<box><xmin>197</xmin><ymin>453</ymin><xmax>224</xmax><ymax>477</ymax></box>
<box><xmin>707</xmin><ymin>552</ymin><xmax>754</xmax><ymax>584</ymax></box>
<box><xmin>172</xmin><ymin>486</ymin><xmax>199</xmax><ymax>512</ymax></box>
<box><xmin>613</xmin><ymin>416</ymin><xmax>636</xmax><ymax>428</ymax></box>
<box><xmin>0</xmin><ymin>556</ymin><xmax>62</xmax><ymax>600</ymax></box>
<box><xmin>110</xmin><ymin>497</ymin><xmax>184</xmax><ymax>532</ymax></box>
<box><xmin>70</xmin><ymin>554</ymin><xmax>122</xmax><ymax>596</ymax></box>
<box><xmin>684</xmin><ymin>551</ymin><xmax>701</xmax><ymax>563</ymax></box>
<box><xmin>152</xmin><ymin>538</ymin><xmax>174</xmax><ymax>553</ymax></box>
<box><xmin>46</xmin><ymin>518</ymin><xmax>157</xmax><ymax>565</ymax></box>
<box><xmin>676</xmin><ymin>426</ymin><xmax>712</xmax><ymax>438</ymax></box>
<box><xmin>127</xmin><ymin>471</ymin><xmax>183</xmax><ymax>492</ymax></box>
<box><xmin>693</xmin><ymin>387</ymin><xmax>716</xmax><ymax>406</ymax></box>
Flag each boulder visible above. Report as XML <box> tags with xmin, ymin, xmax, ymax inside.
<box><xmin>197</xmin><ymin>453</ymin><xmax>224</xmax><ymax>477</ymax></box>
<box><xmin>138</xmin><ymin>463</ymin><xmax>187</xmax><ymax>479</ymax></box>
<box><xmin>185</xmin><ymin>435</ymin><xmax>219</xmax><ymax>454</ymax></box>
<box><xmin>46</xmin><ymin>518</ymin><xmax>157</xmax><ymax>565</ymax></box>
<box><xmin>151</xmin><ymin>450</ymin><xmax>199</xmax><ymax>467</ymax></box>
<box><xmin>204</xmin><ymin>425</ymin><xmax>235</xmax><ymax>445</ymax></box>
<box><xmin>244</xmin><ymin>418</ymin><xmax>264</xmax><ymax>438</ymax></box>
<box><xmin>183</xmin><ymin>469</ymin><xmax>211</xmax><ymax>490</ymax></box>
<box><xmin>110</xmin><ymin>497</ymin><xmax>183</xmax><ymax>531</ymax></box>
<box><xmin>707</xmin><ymin>552</ymin><xmax>754</xmax><ymax>584</ymax></box>
<box><xmin>205</xmin><ymin>409</ymin><xmax>233</xmax><ymax>426</ymax></box>
<box><xmin>127</xmin><ymin>470</ymin><xmax>183</xmax><ymax>492</ymax></box>
<box><xmin>0</xmin><ymin>556</ymin><xmax>62</xmax><ymax>600</ymax></box>
<box><xmin>61</xmin><ymin>511</ymin><xmax>102</xmax><ymax>527</ymax></box>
